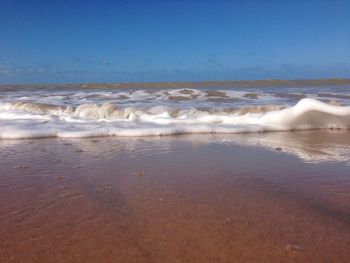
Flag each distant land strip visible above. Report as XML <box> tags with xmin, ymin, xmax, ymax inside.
<box><xmin>1</xmin><ymin>78</ymin><xmax>350</xmax><ymax>90</ymax></box>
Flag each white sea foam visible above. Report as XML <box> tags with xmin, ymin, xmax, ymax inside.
<box><xmin>0</xmin><ymin>96</ymin><xmax>350</xmax><ymax>139</ymax></box>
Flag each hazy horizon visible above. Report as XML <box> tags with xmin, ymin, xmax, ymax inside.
<box><xmin>1</xmin><ymin>78</ymin><xmax>350</xmax><ymax>87</ymax></box>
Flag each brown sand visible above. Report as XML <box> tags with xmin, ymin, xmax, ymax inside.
<box><xmin>1</xmin><ymin>132</ymin><xmax>350</xmax><ymax>262</ymax></box>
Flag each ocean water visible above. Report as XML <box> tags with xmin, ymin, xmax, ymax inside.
<box><xmin>0</xmin><ymin>83</ymin><xmax>350</xmax><ymax>139</ymax></box>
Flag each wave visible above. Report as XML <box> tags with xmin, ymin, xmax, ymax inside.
<box><xmin>0</xmin><ymin>98</ymin><xmax>349</xmax><ymax>139</ymax></box>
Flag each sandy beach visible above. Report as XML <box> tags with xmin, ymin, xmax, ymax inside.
<box><xmin>1</xmin><ymin>131</ymin><xmax>350</xmax><ymax>263</ymax></box>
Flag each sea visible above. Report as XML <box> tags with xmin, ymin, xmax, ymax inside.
<box><xmin>1</xmin><ymin>81</ymin><xmax>349</xmax><ymax>140</ymax></box>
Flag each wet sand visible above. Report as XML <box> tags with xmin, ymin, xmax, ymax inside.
<box><xmin>1</xmin><ymin>132</ymin><xmax>350</xmax><ymax>262</ymax></box>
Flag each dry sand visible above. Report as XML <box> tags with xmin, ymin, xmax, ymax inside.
<box><xmin>1</xmin><ymin>132</ymin><xmax>350</xmax><ymax>263</ymax></box>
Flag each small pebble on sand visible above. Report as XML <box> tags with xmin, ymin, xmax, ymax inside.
<box><xmin>15</xmin><ymin>165</ymin><xmax>28</xmax><ymax>170</ymax></box>
<box><xmin>284</xmin><ymin>243</ymin><xmax>304</xmax><ymax>252</ymax></box>
<box><xmin>133</xmin><ymin>172</ymin><xmax>145</xmax><ymax>177</ymax></box>
<box><xmin>275</xmin><ymin>147</ymin><xmax>282</xmax><ymax>151</ymax></box>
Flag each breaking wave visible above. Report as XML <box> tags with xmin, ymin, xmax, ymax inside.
<box><xmin>0</xmin><ymin>98</ymin><xmax>350</xmax><ymax>139</ymax></box>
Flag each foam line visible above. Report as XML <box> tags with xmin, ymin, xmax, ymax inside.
<box><xmin>0</xmin><ymin>98</ymin><xmax>349</xmax><ymax>139</ymax></box>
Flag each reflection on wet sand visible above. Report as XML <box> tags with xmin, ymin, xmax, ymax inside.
<box><xmin>34</xmin><ymin>130</ymin><xmax>349</xmax><ymax>164</ymax></box>
<box><xmin>1</xmin><ymin>131</ymin><xmax>350</xmax><ymax>262</ymax></box>
<box><xmin>221</xmin><ymin>130</ymin><xmax>350</xmax><ymax>164</ymax></box>
<box><xmin>1</xmin><ymin>130</ymin><xmax>349</xmax><ymax>164</ymax></box>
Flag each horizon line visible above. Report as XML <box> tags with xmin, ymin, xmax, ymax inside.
<box><xmin>1</xmin><ymin>78</ymin><xmax>350</xmax><ymax>88</ymax></box>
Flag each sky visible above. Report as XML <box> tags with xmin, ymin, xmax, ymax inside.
<box><xmin>0</xmin><ymin>0</ymin><xmax>349</xmax><ymax>84</ymax></box>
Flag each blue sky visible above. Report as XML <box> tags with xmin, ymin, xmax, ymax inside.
<box><xmin>0</xmin><ymin>0</ymin><xmax>349</xmax><ymax>84</ymax></box>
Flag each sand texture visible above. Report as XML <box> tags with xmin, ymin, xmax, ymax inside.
<box><xmin>1</xmin><ymin>132</ymin><xmax>350</xmax><ymax>262</ymax></box>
